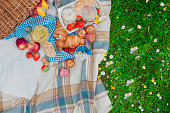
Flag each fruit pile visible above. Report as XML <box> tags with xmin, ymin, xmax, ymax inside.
<box><xmin>66</xmin><ymin>16</ymin><xmax>86</xmax><ymax>31</ymax></box>
<box><xmin>29</xmin><ymin>0</ymin><xmax>49</xmax><ymax>18</ymax></box>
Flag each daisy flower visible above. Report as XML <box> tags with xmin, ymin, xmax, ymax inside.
<box><xmin>141</xmin><ymin>109</ymin><xmax>144</xmax><ymax>111</ymax></box>
<box><xmin>126</xmin><ymin>84</ymin><xmax>129</xmax><ymax>86</ymax></box>
<box><xmin>124</xmin><ymin>93</ymin><xmax>128</xmax><ymax>97</ymax></box>
<box><xmin>101</xmin><ymin>71</ymin><xmax>105</xmax><ymax>75</ymax></box>
<box><xmin>130</xmin><ymin>48</ymin><xmax>135</xmax><ymax>51</ymax></box>
<box><xmin>114</xmin><ymin>95</ymin><xmax>117</xmax><ymax>98</ymax></box>
<box><xmin>154</xmin><ymin>39</ymin><xmax>157</xmax><ymax>42</ymax></box>
<box><xmin>135</xmin><ymin>56</ymin><xmax>140</xmax><ymax>59</ymax></box>
<box><xmin>111</xmin><ymin>69</ymin><xmax>116</xmax><ymax>73</ymax></box>
<box><xmin>124</xmin><ymin>96</ymin><xmax>127</xmax><ymax>99</ymax></box>
<box><xmin>137</xmin><ymin>25</ymin><xmax>142</xmax><ymax>29</ymax></box>
<box><xmin>144</xmin><ymin>85</ymin><xmax>147</xmax><ymax>88</ymax></box>
<box><xmin>131</xmin><ymin>104</ymin><xmax>134</xmax><ymax>107</ymax></box>
<box><xmin>116</xmin><ymin>17</ymin><xmax>119</xmax><ymax>19</ymax></box>
<box><xmin>111</xmin><ymin>86</ymin><xmax>116</xmax><ymax>90</ymax></box>
<box><xmin>128</xmin><ymin>28</ymin><xmax>132</xmax><ymax>32</ymax></box>
<box><xmin>127</xmin><ymin>80</ymin><xmax>131</xmax><ymax>84</ymax></box>
<box><xmin>134</xmin><ymin>47</ymin><xmax>138</xmax><ymax>50</ymax></box>
<box><xmin>146</xmin><ymin>0</ymin><xmax>149</xmax><ymax>3</ymax></box>
<box><xmin>106</xmin><ymin>90</ymin><xmax>109</xmax><ymax>93</ymax></box>
<box><xmin>163</xmin><ymin>7</ymin><xmax>166</xmax><ymax>11</ymax></box>
<box><xmin>142</xmin><ymin>66</ymin><xmax>146</xmax><ymax>69</ymax></box>
<box><xmin>130</xmin><ymin>51</ymin><xmax>133</xmax><ymax>54</ymax></box>
<box><xmin>106</xmin><ymin>62</ymin><xmax>110</xmax><ymax>65</ymax></box>
<box><xmin>147</xmin><ymin>14</ymin><xmax>151</xmax><ymax>17</ymax></box>
<box><xmin>157</xmin><ymin>93</ymin><xmax>160</xmax><ymax>97</ymax></box>
<box><xmin>157</xmin><ymin>108</ymin><xmax>160</xmax><ymax>112</ymax></box>
<box><xmin>149</xmin><ymin>92</ymin><xmax>152</xmax><ymax>95</ymax></box>
<box><xmin>98</xmin><ymin>67</ymin><xmax>102</xmax><ymax>70</ymax></box>
<box><xmin>159</xmin><ymin>96</ymin><xmax>162</xmax><ymax>99</ymax></box>
<box><xmin>121</xmin><ymin>25</ymin><xmax>125</xmax><ymax>29</ymax></box>
<box><xmin>154</xmin><ymin>82</ymin><xmax>156</xmax><ymax>85</ymax></box>
<box><xmin>104</xmin><ymin>53</ymin><xmax>107</xmax><ymax>56</ymax></box>
<box><xmin>160</xmin><ymin>2</ymin><xmax>165</xmax><ymax>7</ymax></box>
<box><xmin>103</xmin><ymin>57</ymin><xmax>107</xmax><ymax>61</ymax></box>
<box><xmin>151</xmin><ymin>79</ymin><xmax>155</xmax><ymax>82</ymax></box>
<box><xmin>165</xmin><ymin>19</ymin><xmax>167</xmax><ymax>21</ymax></box>
<box><xmin>130</xmin><ymin>79</ymin><xmax>134</xmax><ymax>83</ymax></box>
<box><xmin>129</xmin><ymin>92</ymin><xmax>132</xmax><ymax>96</ymax></box>
<box><xmin>105</xmin><ymin>65</ymin><xmax>108</xmax><ymax>68</ymax></box>
<box><xmin>110</xmin><ymin>61</ymin><xmax>113</xmax><ymax>64</ymax></box>
<box><xmin>139</xmin><ymin>105</ymin><xmax>142</xmax><ymax>109</ymax></box>
<box><xmin>162</xmin><ymin>60</ymin><xmax>165</xmax><ymax>63</ymax></box>
<box><xmin>106</xmin><ymin>84</ymin><xmax>108</xmax><ymax>87</ymax></box>
<box><xmin>156</xmin><ymin>49</ymin><xmax>160</xmax><ymax>53</ymax></box>
<box><xmin>109</xmin><ymin>55</ymin><xmax>113</xmax><ymax>59</ymax></box>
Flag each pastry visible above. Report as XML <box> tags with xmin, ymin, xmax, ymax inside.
<box><xmin>77</xmin><ymin>29</ymin><xmax>86</xmax><ymax>37</ymax></box>
<box><xmin>66</xmin><ymin>59</ymin><xmax>75</xmax><ymax>68</ymax></box>
<box><xmin>86</xmin><ymin>25</ymin><xmax>95</xmax><ymax>34</ymax></box>
<box><xmin>86</xmin><ymin>33</ymin><xmax>96</xmax><ymax>43</ymax></box>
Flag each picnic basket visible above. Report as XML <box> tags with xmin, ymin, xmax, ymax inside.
<box><xmin>0</xmin><ymin>0</ymin><xmax>40</xmax><ymax>39</ymax></box>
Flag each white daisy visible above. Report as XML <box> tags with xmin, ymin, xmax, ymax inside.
<box><xmin>157</xmin><ymin>108</ymin><xmax>160</xmax><ymax>111</ymax></box>
<box><xmin>156</xmin><ymin>49</ymin><xmax>160</xmax><ymax>53</ymax></box>
<box><xmin>157</xmin><ymin>93</ymin><xmax>160</xmax><ymax>97</ymax></box>
<box><xmin>101</xmin><ymin>71</ymin><xmax>105</xmax><ymax>75</ymax></box>
<box><xmin>146</xmin><ymin>0</ymin><xmax>149</xmax><ymax>3</ymax></box>
<box><xmin>154</xmin><ymin>82</ymin><xmax>156</xmax><ymax>85</ymax></box>
<box><xmin>149</xmin><ymin>92</ymin><xmax>152</xmax><ymax>95</ymax></box>
<box><xmin>121</xmin><ymin>25</ymin><xmax>125</xmax><ymax>29</ymax></box>
<box><xmin>103</xmin><ymin>57</ymin><xmax>107</xmax><ymax>61</ymax></box>
<box><xmin>141</xmin><ymin>109</ymin><xmax>144</xmax><ymax>111</ymax></box>
<box><xmin>137</xmin><ymin>25</ymin><xmax>142</xmax><ymax>29</ymax></box>
<box><xmin>159</xmin><ymin>96</ymin><xmax>162</xmax><ymax>99</ymax></box>
<box><xmin>163</xmin><ymin>7</ymin><xmax>166</xmax><ymax>11</ymax></box>
<box><xmin>160</xmin><ymin>2</ymin><xmax>165</xmax><ymax>7</ymax></box>
<box><xmin>131</xmin><ymin>104</ymin><xmax>134</xmax><ymax>107</ymax></box>
<box><xmin>110</xmin><ymin>61</ymin><xmax>113</xmax><ymax>64</ymax></box>
<box><xmin>144</xmin><ymin>85</ymin><xmax>147</xmax><ymax>88</ymax></box>
<box><xmin>139</xmin><ymin>105</ymin><xmax>142</xmax><ymax>109</ymax></box>
<box><xmin>128</xmin><ymin>28</ymin><xmax>133</xmax><ymax>32</ymax></box>
<box><xmin>154</xmin><ymin>39</ymin><xmax>157</xmax><ymax>42</ymax></box>
<box><xmin>142</xmin><ymin>66</ymin><xmax>146</xmax><ymax>69</ymax></box>
<box><xmin>109</xmin><ymin>55</ymin><xmax>113</xmax><ymax>59</ymax></box>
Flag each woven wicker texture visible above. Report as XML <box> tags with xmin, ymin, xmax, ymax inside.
<box><xmin>0</xmin><ymin>0</ymin><xmax>40</xmax><ymax>39</ymax></box>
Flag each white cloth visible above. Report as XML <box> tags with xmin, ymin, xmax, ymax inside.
<box><xmin>0</xmin><ymin>37</ymin><xmax>44</xmax><ymax>100</ymax></box>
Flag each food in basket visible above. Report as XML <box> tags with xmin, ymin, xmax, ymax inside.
<box><xmin>16</xmin><ymin>38</ymin><xmax>28</xmax><ymax>50</ymax></box>
<box><xmin>74</xmin><ymin>0</ymin><xmax>95</xmax><ymax>16</ymax></box>
<box><xmin>64</xmin><ymin>35</ymin><xmax>85</xmax><ymax>49</ymax></box>
<box><xmin>61</xmin><ymin>7</ymin><xmax>76</xmax><ymax>24</ymax></box>
<box><xmin>28</xmin><ymin>41</ymin><xmax>40</xmax><ymax>53</ymax></box>
<box><xmin>31</xmin><ymin>25</ymin><xmax>49</xmax><ymax>42</ymax></box>
<box><xmin>43</xmin><ymin>42</ymin><xmax>56</xmax><ymax>57</ymax></box>
<box><xmin>86</xmin><ymin>25</ymin><xmax>95</xmax><ymax>34</ymax></box>
<box><xmin>53</xmin><ymin>20</ymin><xmax>68</xmax><ymax>52</ymax></box>
<box><xmin>77</xmin><ymin>29</ymin><xmax>86</xmax><ymax>37</ymax></box>
<box><xmin>66</xmin><ymin>59</ymin><xmax>75</xmax><ymax>68</ymax></box>
<box><xmin>33</xmin><ymin>53</ymin><xmax>40</xmax><ymax>61</ymax></box>
<box><xmin>42</xmin><ymin>65</ymin><xmax>49</xmax><ymax>72</ymax></box>
<box><xmin>60</xmin><ymin>68</ymin><xmax>69</xmax><ymax>77</ymax></box>
<box><xmin>85</xmin><ymin>33</ymin><xmax>96</xmax><ymax>43</ymax></box>
<box><xmin>26</xmin><ymin>52</ymin><xmax>33</xmax><ymax>59</ymax></box>
<box><xmin>41</xmin><ymin>57</ymin><xmax>50</xmax><ymax>66</ymax></box>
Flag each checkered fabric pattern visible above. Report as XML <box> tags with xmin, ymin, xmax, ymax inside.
<box><xmin>0</xmin><ymin>0</ymin><xmax>112</xmax><ymax>113</ymax></box>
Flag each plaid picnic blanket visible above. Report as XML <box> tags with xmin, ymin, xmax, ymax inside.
<box><xmin>0</xmin><ymin>0</ymin><xmax>112</xmax><ymax>113</ymax></box>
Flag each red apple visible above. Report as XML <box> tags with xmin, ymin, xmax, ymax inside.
<box><xmin>16</xmin><ymin>38</ymin><xmax>28</xmax><ymax>50</ymax></box>
<box><xmin>28</xmin><ymin>41</ymin><xmax>40</xmax><ymax>53</ymax></box>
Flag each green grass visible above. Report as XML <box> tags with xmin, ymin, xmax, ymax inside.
<box><xmin>99</xmin><ymin>0</ymin><xmax>169</xmax><ymax>112</ymax></box>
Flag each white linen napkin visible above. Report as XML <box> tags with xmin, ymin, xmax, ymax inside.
<box><xmin>0</xmin><ymin>37</ymin><xmax>44</xmax><ymax>100</ymax></box>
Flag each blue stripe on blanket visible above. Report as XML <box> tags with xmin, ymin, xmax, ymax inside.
<box><xmin>93</xmin><ymin>42</ymin><xmax>109</xmax><ymax>50</ymax></box>
<box><xmin>2</xmin><ymin>107</ymin><xmax>22</xmax><ymax>113</ymax></box>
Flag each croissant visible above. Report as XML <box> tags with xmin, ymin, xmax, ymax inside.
<box><xmin>64</xmin><ymin>35</ymin><xmax>85</xmax><ymax>48</ymax></box>
<box><xmin>53</xmin><ymin>20</ymin><xmax>68</xmax><ymax>52</ymax></box>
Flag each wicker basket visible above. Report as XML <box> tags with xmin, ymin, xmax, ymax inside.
<box><xmin>0</xmin><ymin>0</ymin><xmax>40</xmax><ymax>39</ymax></box>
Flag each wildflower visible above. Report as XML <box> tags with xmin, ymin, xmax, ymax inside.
<box><xmin>159</xmin><ymin>96</ymin><xmax>162</xmax><ymax>99</ymax></box>
<box><xmin>149</xmin><ymin>92</ymin><xmax>152</xmax><ymax>95</ymax></box>
<box><xmin>114</xmin><ymin>95</ymin><xmax>117</xmax><ymax>98</ymax></box>
<box><xmin>98</xmin><ymin>67</ymin><xmax>102</xmax><ymax>70</ymax></box>
<box><xmin>157</xmin><ymin>93</ymin><xmax>160</xmax><ymax>97</ymax></box>
<box><xmin>135</xmin><ymin>56</ymin><xmax>140</xmax><ymax>59</ymax></box>
<box><xmin>151</xmin><ymin>79</ymin><xmax>154</xmax><ymax>82</ymax></box>
<box><xmin>154</xmin><ymin>39</ymin><xmax>157</xmax><ymax>42</ymax></box>
<box><xmin>110</xmin><ymin>61</ymin><xmax>113</xmax><ymax>64</ymax></box>
<box><xmin>116</xmin><ymin>17</ymin><xmax>119</xmax><ymax>19</ymax></box>
<box><xmin>124</xmin><ymin>96</ymin><xmax>127</xmax><ymax>99</ymax></box>
<box><xmin>141</xmin><ymin>109</ymin><xmax>144</xmax><ymax>111</ymax></box>
<box><xmin>139</xmin><ymin>105</ymin><xmax>142</xmax><ymax>109</ymax></box>
<box><xmin>126</xmin><ymin>84</ymin><xmax>129</xmax><ymax>86</ymax></box>
<box><xmin>105</xmin><ymin>65</ymin><xmax>108</xmax><ymax>68</ymax></box>
<box><xmin>106</xmin><ymin>84</ymin><xmax>108</xmax><ymax>87</ymax></box>
<box><xmin>103</xmin><ymin>58</ymin><xmax>107</xmax><ymax>61</ymax></box>
<box><xmin>162</xmin><ymin>60</ymin><xmax>165</xmax><ymax>63</ymax></box>
<box><xmin>163</xmin><ymin>7</ymin><xmax>166</xmax><ymax>11</ymax></box>
<box><xmin>111</xmin><ymin>86</ymin><xmax>116</xmax><ymax>90</ymax></box>
<box><xmin>130</xmin><ymin>79</ymin><xmax>134</xmax><ymax>83</ymax></box>
<box><xmin>107</xmin><ymin>76</ymin><xmax>109</xmax><ymax>78</ymax></box>
<box><xmin>142</xmin><ymin>66</ymin><xmax>146</xmax><ymax>69</ymax></box>
<box><xmin>157</xmin><ymin>108</ymin><xmax>160</xmax><ymax>112</ymax></box>
<box><xmin>165</xmin><ymin>19</ymin><xmax>167</xmax><ymax>21</ymax></box>
<box><xmin>130</xmin><ymin>48</ymin><xmax>135</xmax><ymax>51</ymax></box>
<box><xmin>131</xmin><ymin>104</ymin><xmax>134</xmax><ymax>107</ymax></box>
<box><xmin>125</xmin><ymin>93</ymin><xmax>128</xmax><ymax>97</ymax></box>
<box><xmin>147</xmin><ymin>14</ymin><xmax>151</xmax><ymax>17</ymax></box>
<box><xmin>104</xmin><ymin>53</ymin><xmax>107</xmax><ymax>56</ymax></box>
<box><xmin>109</xmin><ymin>55</ymin><xmax>113</xmax><ymax>59</ymax></box>
<box><xmin>111</xmin><ymin>69</ymin><xmax>116</xmax><ymax>73</ymax></box>
<box><xmin>127</xmin><ymin>80</ymin><xmax>131</xmax><ymax>84</ymax></box>
<box><xmin>160</xmin><ymin>2</ymin><xmax>165</xmax><ymax>7</ymax></box>
<box><xmin>115</xmin><ymin>77</ymin><xmax>118</xmax><ymax>80</ymax></box>
<box><xmin>156</xmin><ymin>49</ymin><xmax>160</xmax><ymax>53</ymax></box>
<box><xmin>94</xmin><ymin>18</ymin><xmax>99</xmax><ymax>24</ymax></box>
<box><xmin>121</xmin><ymin>25</ymin><xmax>125</xmax><ymax>29</ymax></box>
<box><xmin>106</xmin><ymin>90</ymin><xmax>109</xmax><ymax>93</ymax></box>
<box><xmin>137</xmin><ymin>25</ymin><xmax>142</xmax><ymax>29</ymax></box>
<box><xmin>134</xmin><ymin>47</ymin><xmax>138</xmax><ymax>50</ymax></box>
<box><xmin>146</xmin><ymin>0</ymin><xmax>149</xmax><ymax>3</ymax></box>
<box><xmin>144</xmin><ymin>85</ymin><xmax>147</xmax><ymax>88</ymax></box>
<box><xmin>154</xmin><ymin>82</ymin><xmax>156</xmax><ymax>85</ymax></box>
<box><xmin>106</xmin><ymin>62</ymin><xmax>110</xmax><ymax>65</ymax></box>
<box><xmin>130</xmin><ymin>51</ymin><xmax>133</xmax><ymax>54</ymax></box>
<box><xmin>101</xmin><ymin>71</ymin><xmax>105</xmax><ymax>75</ymax></box>
<box><xmin>128</xmin><ymin>28</ymin><xmax>132</xmax><ymax>32</ymax></box>
<box><xmin>129</xmin><ymin>92</ymin><xmax>132</xmax><ymax>96</ymax></box>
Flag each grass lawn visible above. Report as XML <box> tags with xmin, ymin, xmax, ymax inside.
<box><xmin>98</xmin><ymin>0</ymin><xmax>169</xmax><ymax>112</ymax></box>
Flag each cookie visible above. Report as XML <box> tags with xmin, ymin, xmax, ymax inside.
<box><xmin>77</xmin><ymin>29</ymin><xmax>86</xmax><ymax>37</ymax></box>
<box><xmin>66</xmin><ymin>59</ymin><xmax>75</xmax><ymax>68</ymax></box>
<box><xmin>43</xmin><ymin>42</ymin><xmax>56</xmax><ymax>57</ymax></box>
